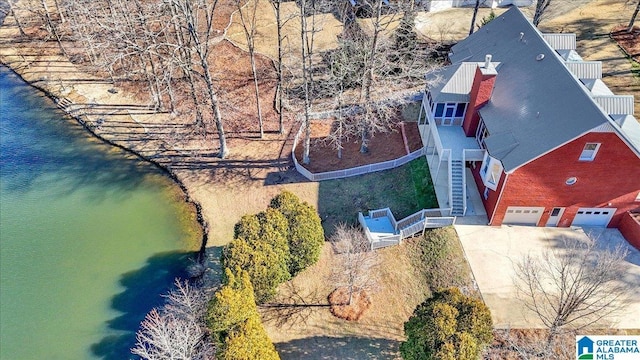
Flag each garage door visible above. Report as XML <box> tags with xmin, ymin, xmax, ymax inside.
<box><xmin>571</xmin><ymin>207</ymin><xmax>616</xmax><ymax>227</ymax></box>
<box><xmin>503</xmin><ymin>207</ymin><xmax>545</xmax><ymax>225</ymax></box>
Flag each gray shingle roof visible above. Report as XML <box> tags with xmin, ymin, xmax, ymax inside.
<box><xmin>449</xmin><ymin>6</ymin><xmax>639</xmax><ymax>172</ymax></box>
<box><xmin>426</xmin><ymin>62</ymin><xmax>500</xmax><ymax>104</ymax></box>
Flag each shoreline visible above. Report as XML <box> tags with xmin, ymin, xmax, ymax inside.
<box><xmin>0</xmin><ymin>62</ymin><xmax>212</xmax><ymax>257</ymax></box>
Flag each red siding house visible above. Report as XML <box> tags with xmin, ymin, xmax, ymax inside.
<box><xmin>418</xmin><ymin>7</ymin><xmax>640</xmax><ymax>240</ymax></box>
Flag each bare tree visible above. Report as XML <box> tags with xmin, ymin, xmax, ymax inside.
<box><xmin>532</xmin><ymin>0</ymin><xmax>551</xmax><ymax>27</ymax></box>
<box><xmin>178</xmin><ymin>0</ymin><xmax>229</xmax><ymax>159</ymax></box>
<box><xmin>270</xmin><ymin>0</ymin><xmax>292</xmax><ymax>134</ymax></box>
<box><xmin>515</xmin><ymin>237</ymin><xmax>629</xmax><ymax>352</ymax></box>
<box><xmin>6</xmin><ymin>1</ymin><xmax>27</xmax><ymax>36</ymax></box>
<box><xmin>131</xmin><ymin>279</ymin><xmax>215</xmax><ymax>360</ymax></box>
<box><xmin>326</xmin><ymin>0</ymin><xmax>437</xmax><ymax>154</ymax></box>
<box><xmin>628</xmin><ymin>0</ymin><xmax>640</xmax><ymax>32</ymax></box>
<box><xmin>236</xmin><ymin>0</ymin><xmax>265</xmax><ymax>138</ymax></box>
<box><xmin>298</xmin><ymin>0</ymin><xmax>316</xmax><ymax>164</ymax></box>
<box><xmin>329</xmin><ymin>224</ymin><xmax>379</xmax><ymax>305</ymax></box>
<box><xmin>469</xmin><ymin>0</ymin><xmax>480</xmax><ymax>35</ymax></box>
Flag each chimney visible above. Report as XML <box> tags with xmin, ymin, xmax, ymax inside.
<box><xmin>484</xmin><ymin>54</ymin><xmax>492</xmax><ymax>69</ymax></box>
<box><xmin>462</xmin><ymin>54</ymin><xmax>498</xmax><ymax>137</ymax></box>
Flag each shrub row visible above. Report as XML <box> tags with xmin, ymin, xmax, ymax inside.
<box><xmin>222</xmin><ymin>190</ymin><xmax>325</xmax><ymax>303</ymax></box>
<box><xmin>206</xmin><ymin>268</ymin><xmax>279</xmax><ymax>360</ymax></box>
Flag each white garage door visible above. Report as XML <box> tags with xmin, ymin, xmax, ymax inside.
<box><xmin>572</xmin><ymin>207</ymin><xmax>616</xmax><ymax>227</ymax></box>
<box><xmin>503</xmin><ymin>207</ymin><xmax>545</xmax><ymax>225</ymax></box>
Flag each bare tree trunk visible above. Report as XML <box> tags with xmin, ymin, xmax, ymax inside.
<box><xmin>8</xmin><ymin>1</ymin><xmax>26</xmax><ymax>36</ymax></box>
<box><xmin>168</xmin><ymin>1</ymin><xmax>205</xmax><ymax>125</ymax></box>
<box><xmin>182</xmin><ymin>0</ymin><xmax>229</xmax><ymax>158</ymax></box>
<box><xmin>299</xmin><ymin>0</ymin><xmax>312</xmax><ymax>164</ymax></box>
<box><xmin>272</xmin><ymin>0</ymin><xmax>285</xmax><ymax>134</ymax></box>
<box><xmin>533</xmin><ymin>0</ymin><xmax>551</xmax><ymax>27</ymax></box>
<box><xmin>358</xmin><ymin>0</ymin><xmax>384</xmax><ymax>154</ymax></box>
<box><xmin>469</xmin><ymin>0</ymin><xmax>480</xmax><ymax>35</ymax></box>
<box><xmin>237</xmin><ymin>0</ymin><xmax>264</xmax><ymax>138</ymax></box>
<box><xmin>628</xmin><ymin>0</ymin><xmax>640</xmax><ymax>32</ymax></box>
<box><xmin>40</xmin><ymin>0</ymin><xmax>68</xmax><ymax>57</ymax></box>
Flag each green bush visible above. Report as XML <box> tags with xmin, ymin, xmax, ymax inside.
<box><xmin>222</xmin><ymin>238</ymin><xmax>290</xmax><ymax>304</ymax></box>
<box><xmin>207</xmin><ymin>268</ymin><xmax>280</xmax><ymax>360</ymax></box>
<box><xmin>269</xmin><ymin>191</ymin><xmax>325</xmax><ymax>276</ymax></box>
<box><xmin>226</xmin><ymin>208</ymin><xmax>291</xmax><ymax>303</ymax></box>
<box><xmin>222</xmin><ymin>191</ymin><xmax>324</xmax><ymax>303</ymax></box>
<box><xmin>401</xmin><ymin>288</ymin><xmax>492</xmax><ymax>360</ymax></box>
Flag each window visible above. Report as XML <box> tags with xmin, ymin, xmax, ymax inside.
<box><xmin>434</xmin><ymin>103</ymin><xmax>444</xmax><ymax>117</ymax></box>
<box><xmin>480</xmin><ymin>152</ymin><xmax>503</xmax><ymax>191</ymax></box>
<box><xmin>444</xmin><ymin>105</ymin><xmax>455</xmax><ymax>117</ymax></box>
<box><xmin>455</xmin><ymin>103</ymin><xmax>467</xmax><ymax>117</ymax></box>
<box><xmin>426</xmin><ymin>91</ymin><xmax>434</xmax><ymax>110</ymax></box>
<box><xmin>579</xmin><ymin>143</ymin><xmax>600</xmax><ymax>161</ymax></box>
<box><xmin>489</xmin><ymin>162</ymin><xmax>501</xmax><ymax>185</ymax></box>
<box><xmin>476</xmin><ymin>120</ymin><xmax>489</xmax><ymax>149</ymax></box>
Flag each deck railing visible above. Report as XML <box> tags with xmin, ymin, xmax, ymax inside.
<box><xmin>462</xmin><ymin>149</ymin><xmax>485</xmax><ymax>215</ymax></box>
<box><xmin>360</xmin><ymin>207</ymin><xmax>454</xmax><ymax>249</ymax></box>
<box><xmin>447</xmin><ymin>152</ymin><xmax>453</xmax><ymax>216</ymax></box>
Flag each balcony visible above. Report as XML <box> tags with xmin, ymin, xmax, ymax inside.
<box><xmin>418</xmin><ymin>98</ymin><xmax>486</xmax><ymax>218</ymax></box>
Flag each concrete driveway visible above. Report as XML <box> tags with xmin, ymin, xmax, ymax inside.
<box><xmin>454</xmin><ymin>225</ymin><xmax>640</xmax><ymax>329</ymax></box>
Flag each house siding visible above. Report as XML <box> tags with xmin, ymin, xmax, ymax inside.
<box><xmin>619</xmin><ymin>212</ymin><xmax>640</xmax><ymax>249</ymax></box>
<box><xmin>488</xmin><ymin>132</ymin><xmax>640</xmax><ymax>228</ymax></box>
<box><xmin>463</xmin><ymin>67</ymin><xmax>496</xmax><ymax>137</ymax></box>
<box><xmin>471</xmin><ymin>161</ymin><xmax>507</xmax><ymax>222</ymax></box>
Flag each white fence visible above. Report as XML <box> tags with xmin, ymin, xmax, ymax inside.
<box><xmin>292</xmin><ymin>124</ymin><xmax>427</xmax><ymax>182</ymax></box>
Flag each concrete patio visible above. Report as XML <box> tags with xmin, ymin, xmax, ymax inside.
<box><xmin>454</xmin><ymin>225</ymin><xmax>640</xmax><ymax>329</ymax></box>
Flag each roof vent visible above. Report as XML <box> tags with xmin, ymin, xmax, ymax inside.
<box><xmin>485</xmin><ymin>54</ymin><xmax>492</xmax><ymax>68</ymax></box>
<box><xmin>536</xmin><ymin>53</ymin><xmax>545</xmax><ymax>61</ymax></box>
<box><xmin>519</xmin><ymin>32</ymin><xmax>524</xmax><ymax>41</ymax></box>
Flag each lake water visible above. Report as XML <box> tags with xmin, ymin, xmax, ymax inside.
<box><xmin>0</xmin><ymin>66</ymin><xmax>201</xmax><ymax>359</ymax></box>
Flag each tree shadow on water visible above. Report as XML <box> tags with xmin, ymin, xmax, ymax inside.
<box><xmin>90</xmin><ymin>250</ymin><xmax>197</xmax><ymax>360</ymax></box>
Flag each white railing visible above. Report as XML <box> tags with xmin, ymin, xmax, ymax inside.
<box><xmin>447</xmin><ymin>152</ymin><xmax>453</xmax><ymax>216</ymax></box>
<box><xmin>400</xmin><ymin>221</ymin><xmax>426</xmax><ymax>239</ymax></box>
<box><xmin>424</xmin><ymin>217</ymin><xmax>456</xmax><ymax>228</ymax></box>
<box><xmin>360</xmin><ymin>207</ymin><xmax>455</xmax><ymax>249</ymax></box>
<box><xmin>462</xmin><ymin>149</ymin><xmax>485</xmax><ymax>215</ymax></box>
<box><xmin>396</xmin><ymin>211</ymin><xmax>425</xmax><ymax>230</ymax></box>
<box><xmin>292</xmin><ymin>123</ymin><xmax>427</xmax><ymax>181</ymax></box>
<box><xmin>461</xmin><ymin>151</ymin><xmax>468</xmax><ymax>216</ymax></box>
<box><xmin>463</xmin><ymin>148</ymin><xmax>485</xmax><ymax>161</ymax></box>
<box><xmin>369</xmin><ymin>208</ymin><xmax>390</xmax><ymax>219</ymax></box>
<box><xmin>371</xmin><ymin>237</ymin><xmax>401</xmax><ymax>250</ymax></box>
<box><xmin>428</xmin><ymin>116</ymin><xmax>444</xmax><ymax>157</ymax></box>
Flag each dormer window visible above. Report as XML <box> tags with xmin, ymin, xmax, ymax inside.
<box><xmin>579</xmin><ymin>143</ymin><xmax>600</xmax><ymax>161</ymax></box>
<box><xmin>480</xmin><ymin>152</ymin><xmax>503</xmax><ymax>190</ymax></box>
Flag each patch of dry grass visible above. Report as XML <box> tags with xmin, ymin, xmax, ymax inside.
<box><xmin>259</xmin><ymin>241</ymin><xmax>430</xmax><ymax>358</ymax></box>
<box><xmin>328</xmin><ymin>287</ymin><xmax>372</xmax><ymax>321</ymax></box>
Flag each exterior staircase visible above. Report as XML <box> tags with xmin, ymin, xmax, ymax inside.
<box><xmin>451</xmin><ymin>159</ymin><xmax>465</xmax><ymax>216</ymax></box>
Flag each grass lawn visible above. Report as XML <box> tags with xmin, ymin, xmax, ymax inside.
<box><xmin>261</xmin><ymin>226</ymin><xmax>476</xmax><ymax>359</ymax></box>
<box><xmin>317</xmin><ymin>156</ymin><xmax>437</xmax><ymax>235</ymax></box>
